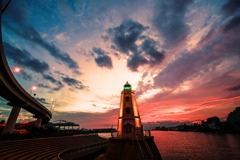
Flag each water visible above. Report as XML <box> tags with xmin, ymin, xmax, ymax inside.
<box><xmin>152</xmin><ymin>131</ymin><xmax>240</xmax><ymax>160</ymax></box>
<box><xmin>99</xmin><ymin>131</ymin><xmax>240</xmax><ymax>160</ymax></box>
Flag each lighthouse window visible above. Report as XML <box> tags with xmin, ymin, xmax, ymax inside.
<box><xmin>125</xmin><ymin>107</ymin><xmax>130</xmax><ymax>114</ymax></box>
<box><xmin>125</xmin><ymin>96</ymin><xmax>130</xmax><ymax>102</ymax></box>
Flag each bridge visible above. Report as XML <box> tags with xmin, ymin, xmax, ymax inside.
<box><xmin>0</xmin><ymin>2</ymin><xmax>52</xmax><ymax>135</ymax></box>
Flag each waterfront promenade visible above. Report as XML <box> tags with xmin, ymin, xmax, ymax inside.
<box><xmin>0</xmin><ymin>135</ymin><xmax>107</xmax><ymax>160</ymax></box>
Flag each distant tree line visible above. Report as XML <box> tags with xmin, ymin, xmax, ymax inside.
<box><xmin>155</xmin><ymin>107</ymin><xmax>240</xmax><ymax>133</ymax></box>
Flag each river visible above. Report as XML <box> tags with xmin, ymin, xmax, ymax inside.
<box><xmin>99</xmin><ymin>131</ymin><xmax>240</xmax><ymax>160</ymax></box>
<box><xmin>152</xmin><ymin>131</ymin><xmax>240</xmax><ymax>160</ymax></box>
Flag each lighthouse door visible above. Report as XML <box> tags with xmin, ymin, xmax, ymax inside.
<box><xmin>124</xmin><ymin>123</ymin><xmax>133</xmax><ymax>138</ymax></box>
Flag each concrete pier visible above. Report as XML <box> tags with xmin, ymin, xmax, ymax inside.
<box><xmin>105</xmin><ymin>136</ymin><xmax>162</xmax><ymax>160</ymax></box>
<box><xmin>2</xmin><ymin>106</ymin><xmax>21</xmax><ymax>135</ymax></box>
<box><xmin>35</xmin><ymin>117</ymin><xmax>42</xmax><ymax>128</ymax></box>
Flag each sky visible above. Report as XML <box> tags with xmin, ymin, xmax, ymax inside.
<box><xmin>1</xmin><ymin>0</ymin><xmax>240</xmax><ymax>129</ymax></box>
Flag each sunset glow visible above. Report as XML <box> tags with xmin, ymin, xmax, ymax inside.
<box><xmin>1</xmin><ymin>0</ymin><xmax>240</xmax><ymax>129</ymax></box>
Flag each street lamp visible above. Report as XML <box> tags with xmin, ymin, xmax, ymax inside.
<box><xmin>50</xmin><ymin>98</ymin><xmax>56</xmax><ymax>113</ymax></box>
<box><xmin>30</xmin><ymin>86</ymin><xmax>37</xmax><ymax>96</ymax></box>
<box><xmin>13</xmin><ymin>66</ymin><xmax>22</xmax><ymax>73</ymax></box>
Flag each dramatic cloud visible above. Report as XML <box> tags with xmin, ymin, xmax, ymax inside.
<box><xmin>42</xmin><ymin>74</ymin><xmax>57</xmax><ymax>83</ymax></box>
<box><xmin>4</xmin><ymin>42</ymin><xmax>49</xmax><ymax>73</ymax></box>
<box><xmin>223</xmin><ymin>16</ymin><xmax>240</xmax><ymax>32</ymax></box>
<box><xmin>52</xmin><ymin>81</ymin><xmax>64</xmax><ymax>91</ymax></box>
<box><xmin>154</xmin><ymin>52</ymin><xmax>200</xmax><ymax>88</ymax></box>
<box><xmin>127</xmin><ymin>37</ymin><xmax>165</xmax><ymax>71</ymax></box>
<box><xmin>4</xmin><ymin>23</ymin><xmax>80</xmax><ymax>75</ymax></box>
<box><xmin>108</xmin><ymin>20</ymin><xmax>164</xmax><ymax>71</ymax></box>
<box><xmin>153</xmin><ymin>0</ymin><xmax>192</xmax><ymax>46</ymax></box>
<box><xmin>54</xmin><ymin>70</ymin><xmax>67</xmax><ymax>76</ymax></box>
<box><xmin>55</xmin><ymin>33</ymin><xmax>70</xmax><ymax>42</ymax></box>
<box><xmin>221</xmin><ymin>0</ymin><xmax>240</xmax><ymax>33</ymax></box>
<box><xmin>38</xmin><ymin>83</ymin><xmax>51</xmax><ymax>89</ymax></box>
<box><xmin>3</xmin><ymin>42</ymin><xmax>65</xmax><ymax>92</ymax></box>
<box><xmin>91</xmin><ymin>47</ymin><xmax>113</xmax><ymax>69</ymax></box>
<box><xmin>21</xmin><ymin>71</ymin><xmax>32</xmax><ymax>81</ymax></box>
<box><xmin>41</xmin><ymin>74</ymin><xmax>64</xmax><ymax>91</ymax></box>
<box><xmin>154</xmin><ymin>18</ymin><xmax>240</xmax><ymax>89</ymax></box>
<box><xmin>35</xmin><ymin>97</ymin><xmax>49</xmax><ymax>105</ymax></box>
<box><xmin>221</xmin><ymin>0</ymin><xmax>240</xmax><ymax>17</ymax></box>
<box><xmin>108</xmin><ymin>19</ymin><xmax>147</xmax><ymax>54</ymax></box>
<box><xmin>62</xmin><ymin>76</ymin><xmax>88</xmax><ymax>91</ymax></box>
<box><xmin>141</xmin><ymin>38</ymin><xmax>165</xmax><ymax>66</ymax></box>
<box><xmin>127</xmin><ymin>53</ymin><xmax>148</xmax><ymax>71</ymax></box>
<box><xmin>101</xmin><ymin>35</ymin><xmax>109</xmax><ymax>42</ymax></box>
<box><xmin>227</xmin><ymin>85</ymin><xmax>240</xmax><ymax>92</ymax></box>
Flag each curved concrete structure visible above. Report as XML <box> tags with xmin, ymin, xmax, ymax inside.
<box><xmin>0</xmin><ymin>4</ymin><xmax>52</xmax><ymax>134</ymax></box>
<box><xmin>0</xmin><ymin>135</ymin><xmax>107</xmax><ymax>160</ymax></box>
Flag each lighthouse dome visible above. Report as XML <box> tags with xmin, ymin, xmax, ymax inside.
<box><xmin>124</xmin><ymin>82</ymin><xmax>131</xmax><ymax>90</ymax></box>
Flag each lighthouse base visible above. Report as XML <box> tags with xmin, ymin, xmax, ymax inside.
<box><xmin>103</xmin><ymin>136</ymin><xmax>162</xmax><ymax>160</ymax></box>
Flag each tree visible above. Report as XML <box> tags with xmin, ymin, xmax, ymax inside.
<box><xmin>227</xmin><ymin>107</ymin><xmax>240</xmax><ymax>125</ymax></box>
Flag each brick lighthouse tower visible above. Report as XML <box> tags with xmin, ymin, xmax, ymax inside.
<box><xmin>117</xmin><ymin>82</ymin><xmax>143</xmax><ymax>140</ymax></box>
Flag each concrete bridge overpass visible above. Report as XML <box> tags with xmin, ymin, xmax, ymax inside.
<box><xmin>0</xmin><ymin>2</ymin><xmax>52</xmax><ymax>134</ymax></box>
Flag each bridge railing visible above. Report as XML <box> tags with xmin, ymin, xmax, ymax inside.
<box><xmin>58</xmin><ymin>140</ymin><xmax>109</xmax><ymax>160</ymax></box>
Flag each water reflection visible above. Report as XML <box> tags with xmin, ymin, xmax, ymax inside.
<box><xmin>152</xmin><ymin>131</ymin><xmax>240</xmax><ymax>160</ymax></box>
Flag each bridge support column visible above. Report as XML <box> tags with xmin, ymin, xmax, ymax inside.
<box><xmin>35</xmin><ymin>118</ymin><xmax>42</xmax><ymax>128</ymax></box>
<box><xmin>2</xmin><ymin>106</ymin><xmax>21</xmax><ymax>135</ymax></box>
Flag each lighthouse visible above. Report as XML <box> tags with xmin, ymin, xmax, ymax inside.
<box><xmin>105</xmin><ymin>82</ymin><xmax>162</xmax><ymax>160</ymax></box>
<box><xmin>117</xmin><ymin>82</ymin><xmax>143</xmax><ymax>140</ymax></box>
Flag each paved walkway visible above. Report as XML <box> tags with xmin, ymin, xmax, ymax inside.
<box><xmin>0</xmin><ymin>135</ymin><xmax>107</xmax><ymax>160</ymax></box>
